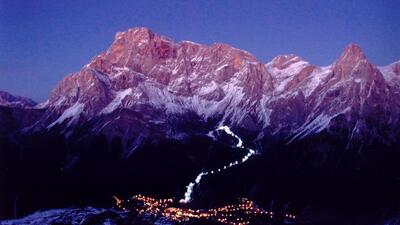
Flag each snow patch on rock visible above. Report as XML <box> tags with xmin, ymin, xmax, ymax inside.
<box><xmin>48</xmin><ymin>102</ymin><xmax>85</xmax><ymax>129</ymax></box>
<box><xmin>101</xmin><ymin>88</ymin><xmax>133</xmax><ymax>114</ymax></box>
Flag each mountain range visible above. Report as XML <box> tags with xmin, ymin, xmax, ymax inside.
<box><xmin>2</xmin><ymin>27</ymin><xmax>400</xmax><ymax>152</ymax></box>
<box><xmin>1</xmin><ymin>27</ymin><xmax>400</xmax><ymax>223</ymax></box>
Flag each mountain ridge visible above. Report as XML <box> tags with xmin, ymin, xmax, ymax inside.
<box><xmin>2</xmin><ymin>27</ymin><xmax>400</xmax><ymax>153</ymax></box>
<box><xmin>0</xmin><ymin>91</ymin><xmax>37</xmax><ymax>108</ymax></box>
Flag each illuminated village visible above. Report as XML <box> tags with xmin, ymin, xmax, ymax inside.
<box><xmin>113</xmin><ymin>195</ymin><xmax>296</xmax><ymax>225</ymax></box>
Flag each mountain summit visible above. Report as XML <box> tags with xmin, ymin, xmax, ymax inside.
<box><xmin>332</xmin><ymin>44</ymin><xmax>381</xmax><ymax>81</ymax></box>
<box><xmin>337</xmin><ymin>44</ymin><xmax>366</xmax><ymax>63</ymax></box>
<box><xmin>0</xmin><ymin>91</ymin><xmax>36</xmax><ymax>108</ymax></box>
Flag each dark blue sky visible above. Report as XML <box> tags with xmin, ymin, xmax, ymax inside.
<box><xmin>1</xmin><ymin>0</ymin><xmax>399</xmax><ymax>102</ymax></box>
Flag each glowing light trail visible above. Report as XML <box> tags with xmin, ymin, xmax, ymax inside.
<box><xmin>179</xmin><ymin>125</ymin><xmax>256</xmax><ymax>204</ymax></box>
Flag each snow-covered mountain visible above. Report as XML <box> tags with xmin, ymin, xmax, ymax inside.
<box><xmin>0</xmin><ymin>91</ymin><xmax>36</xmax><ymax>108</ymax></box>
<box><xmin>2</xmin><ymin>27</ymin><xmax>400</xmax><ymax>153</ymax></box>
<box><xmin>0</xmin><ymin>207</ymin><xmax>174</xmax><ymax>225</ymax></box>
<box><xmin>0</xmin><ymin>91</ymin><xmax>41</xmax><ymax>137</ymax></box>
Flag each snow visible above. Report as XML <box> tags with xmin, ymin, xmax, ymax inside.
<box><xmin>350</xmin><ymin>59</ymin><xmax>366</xmax><ymax>75</ymax></box>
<box><xmin>101</xmin><ymin>88</ymin><xmax>133</xmax><ymax>114</ymax></box>
<box><xmin>198</xmin><ymin>81</ymin><xmax>218</xmax><ymax>95</ymax></box>
<box><xmin>0</xmin><ymin>207</ymin><xmax>106</xmax><ymax>225</ymax></box>
<box><xmin>378</xmin><ymin>64</ymin><xmax>397</xmax><ymax>81</ymax></box>
<box><xmin>258</xmin><ymin>95</ymin><xmax>272</xmax><ymax>127</ymax></box>
<box><xmin>171</xmin><ymin>65</ymin><xmax>180</xmax><ymax>75</ymax></box>
<box><xmin>348</xmin><ymin>120</ymin><xmax>362</xmax><ymax>143</ymax></box>
<box><xmin>141</xmin><ymin>76</ymin><xmax>248</xmax><ymax>124</ymax></box>
<box><xmin>125</xmin><ymin>135</ymin><xmax>144</xmax><ymax>158</ymax></box>
<box><xmin>216</xmin><ymin>64</ymin><xmax>228</xmax><ymax>72</ymax></box>
<box><xmin>301</xmin><ymin>66</ymin><xmax>331</xmax><ymax>97</ymax></box>
<box><xmin>268</xmin><ymin>60</ymin><xmax>308</xmax><ymax>79</ymax></box>
<box><xmin>48</xmin><ymin>102</ymin><xmax>85</xmax><ymax>129</ymax></box>
<box><xmin>34</xmin><ymin>99</ymin><xmax>50</xmax><ymax>109</ymax></box>
<box><xmin>274</xmin><ymin>77</ymin><xmax>291</xmax><ymax>93</ymax></box>
<box><xmin>283</xmin><ymin>61</ymin><xmax>309</xmax><ymax>75</ymax></box>
<box><xmin>181</xmin><ymin>40</ymin><xmax>201</xmax><ymax>46</ymax></box>
<box><xmin>115</xmin><ymin>31</ymin><xmax>125</xmax><ymax>40</ymax></box>
<box><xmin>288</xmin><ymin>107</ymin><xmax>352</xmax><ymax>144</ymax></box>
<box><xmin>191</xmin><ymin>55</ymin><xmax>203</xmax><ymax>63</ymax></box>
<box><xmin>287</xmin><ymin>114</ymin><xmax>330</xmax><ymax>144</ymax></box>
<box><xmin>218</xmin><ymin>82</ymin><xmax>247</xmax><ymax>123</ymax></box>
<box><xmin>92</xmin><ymin>69</ymin><xmax>110</xmax><ymax>86</ymax></box>
<box><xmin>112</xmin><ymin>66</ymin><xmax>131</xmax><ymax>78</ymax></box>
<box><xmin>53</xmin><ymin>96</ymin><xmax>66</xmax><ymax>107</ymax></box>
<box><xmin>266</xmin><ymin>60</ymin><xmax>310</xmax><ymax>94</ymax></box>
<box><xmin>64</xmin><ymin>155</ymin><xmax>80</xmax><ymax>170</ymax></box>
<box><xmin>137</xmin><ymin>40</ymin><xmax>148</xmax><ymax>47</ymax></box>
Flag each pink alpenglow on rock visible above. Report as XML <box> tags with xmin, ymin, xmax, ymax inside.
<box><xmin>24</xmin><ymin>27</ymin><xmax>400</xmax><ymax>152</ymax></box>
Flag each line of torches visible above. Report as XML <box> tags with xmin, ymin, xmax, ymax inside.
<box><xmin>112</xmin><ymin>126</ymin><xmax>297</xmax><ymax>224</ymax></box>
<box><xmin>180</xmin><ymin>125</ymin><xmax>257</xmax><ymax>204</ymax></box>
<box><xmin>114</xmin><ymin>195</ymin><xmax>296</xmax><ymax>225</ymax></box>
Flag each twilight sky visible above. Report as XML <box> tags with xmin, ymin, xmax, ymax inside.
<box><xmin>0</xmin><ymin>0</ymin><xmax>399</xmax><ymax>102</ymax></box>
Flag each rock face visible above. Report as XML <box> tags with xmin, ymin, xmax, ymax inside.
<box><xmin>20</xmin><ymin>27</ymin><xmax>399</xmax><ymax>153</ymax></box>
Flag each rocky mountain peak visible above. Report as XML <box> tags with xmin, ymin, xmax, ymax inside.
<box><xmin>338</xmin><ymin>44</ymin><xmax>366</xmax><ymax>62</ymax></box>
<box><xmin>332</xmin><ymin>44</ymin><xmax>374</xmax><ymax>80</ymax></box>
<box><xmin>270</xmin><ymin>54</ymin><xmax>304</xmax><ymax>70</ymax></box>
<box><xmin>115</xmin><ymin>27</ymin><xmax>155</xmax><ymax>40</ymax></box>
<box><xmin>0</xmin><ymin>91</ymin><xmax>37</xmax><ymax>108</ymax></box>
<box><xmin>112</xmin><ymin>27</ymin><xmax>171</xmax><ymax>49</ymax></box>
